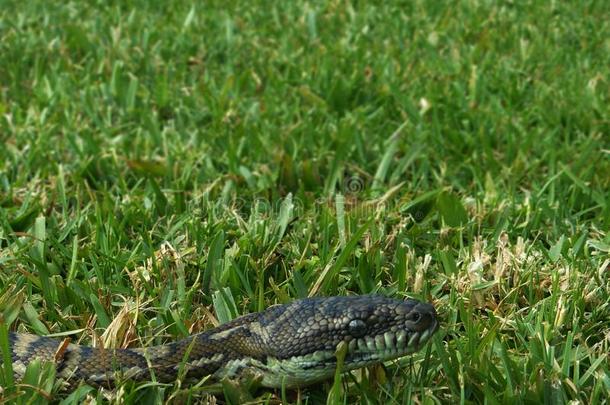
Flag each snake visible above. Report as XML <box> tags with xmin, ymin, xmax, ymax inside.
<box><xmin>5</xmin><ymin>295</ymin><xmax>438</xmax><ymax>390</ymax></box>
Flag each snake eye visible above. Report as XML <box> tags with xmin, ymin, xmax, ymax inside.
<box><xmin>408</xmin><ymin>312</ymin><xmax>421</xmax><ymax>323</ymax></box>
<box><xmin>348</xmin><ymin>319</ymin><xmax>367</xmax><ymax>337</ymax></box>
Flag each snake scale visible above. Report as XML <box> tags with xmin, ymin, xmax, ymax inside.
<box><xmin>5</xmin><ymin>295</ymin><xmax>438</xmax><ymax>390</ymax></box>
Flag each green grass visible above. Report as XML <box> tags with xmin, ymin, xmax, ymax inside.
<box><xmin>0</xmin><ymin>0</ymin><xmax>609</xmax><ymax>403</ymax></box>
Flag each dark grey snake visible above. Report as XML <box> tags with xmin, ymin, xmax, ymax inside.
<box><xmin>5</xmin><ymin>295</ymin><xmax>438</xmax><ymax>389</ymax></box>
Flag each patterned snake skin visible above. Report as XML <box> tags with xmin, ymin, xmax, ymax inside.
<box><xmin>6</xmin><ymin>295</ymin><xmax>438</xmax><ymax>389</ymax></box>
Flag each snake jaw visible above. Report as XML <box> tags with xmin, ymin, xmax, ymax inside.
<box><xmin>342</xmin><ymin>317</ymin><xmax>439</xmax><ymax>368</ymax></box>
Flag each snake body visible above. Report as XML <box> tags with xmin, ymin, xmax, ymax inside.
<box><xmin>6</xmin><ymin>295</ymin><xmax>438</xmax><ymax>389</ymax></box>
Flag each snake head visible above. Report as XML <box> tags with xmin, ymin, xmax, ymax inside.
<box><xmin>256</xmin><ymin>295</ymin><xmax>438</xmax><ymax>388</ymax></box>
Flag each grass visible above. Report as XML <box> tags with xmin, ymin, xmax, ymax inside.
<box><xmin>0</xmin><ymin>0</ymin><xmax>609</xmax><ymax>403</ymax></box>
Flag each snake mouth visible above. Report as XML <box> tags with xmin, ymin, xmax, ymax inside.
<box><xmin>281</xmin><ymin>319</ymin><xmax>439</xmax><ymax>373</ymax></box>
<box><xmin>344</xmin><ymin>318</ymin><xmax>439</xmax><ymax>366</ymax></box>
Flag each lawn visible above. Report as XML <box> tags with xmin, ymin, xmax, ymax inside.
<box><xmin>0</xmin><ymin>0</ymin><xmax>608</xmax><ymax>403</ymax></box>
